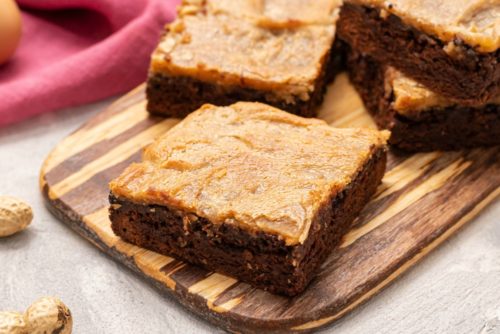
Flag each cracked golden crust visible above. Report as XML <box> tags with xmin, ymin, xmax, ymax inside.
<box><xmin>348</xmin><ymin>0</ymin><xmax>500</xmax><ymax>53</ymax></box>
<box><xmin>150</xmin><ymin>0</ymin><xmax>340</xmax><ymax>103</ymax></box>
<box><xmin>203</xmin><ymin>0</ymin><xmax>342</xmax><ymax>27</ymax></box>
<box><xmin>109</xmin><ymin>102</ymin><xmax>389</xmax><ymax>245</ymax></box>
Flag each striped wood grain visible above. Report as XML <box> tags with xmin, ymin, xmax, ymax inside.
<box><xmin>40</xmin><ymin>74</ymin><xmax>500</xmax><ymax>333</ymax></box>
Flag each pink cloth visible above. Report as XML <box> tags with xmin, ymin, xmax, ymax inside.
<box><xmin>0</xmin><ymin>0</ymin><xmax>180</xmax><ymax>126</ymax></box>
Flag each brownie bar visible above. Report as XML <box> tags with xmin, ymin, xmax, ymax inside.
<box><xmin>337</xmin><ymin>2</ymin><xmax>500</xmax><ymax>105</ymax></box>
<box><xmin>108</xmin><ymin>102</ymin><xmax>388</xmax><ymax>296</ymax></box>
<box><xmin>347</xmin><ymin>49</ymin><xmax>500</xmax><ymax>151</ymax></box>
<box><xmin>146</xmin><ymin>0</ymin><xmax>342</xmax><ymax>118</ymax></box>
<box><xmin>147</xmin><ymin>45</ymin><xmax>343</xmax><ymax>118</ymax></box>
<box><xmin>110</xmin><ymin>148</ymin><xmax>386</xmax><ymax>296</ymax></box>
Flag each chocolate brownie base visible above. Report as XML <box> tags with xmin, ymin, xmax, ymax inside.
<box><xmin>146</xmin><ymin>45</ymin><xmax>343</xmax><ymax>119</ymax></box>
<box><xmin>109</xmin><ymin>148</ymin><xmax>386</xmax><ymax>296</ymax></box>
<box><xmin>337</xmin><ymin>3</ymin><xmax>500</xmax><ymax>105</ymax></box>
<box><xmin>347</xmin><ymin>50</ymin><xmax>500</xmax><ymax>151</ymax></box>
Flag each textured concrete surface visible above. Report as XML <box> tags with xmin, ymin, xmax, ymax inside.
<box><xmin>0</xmin><ymin>99</ymin><xmax>499</xmax><ymax>334</ymax></box>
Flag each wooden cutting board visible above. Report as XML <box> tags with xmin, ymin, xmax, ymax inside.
<box><xmin>40</xmin><ymin>74</ymin><xmax>500</xmax><ymax>333</ymax></box>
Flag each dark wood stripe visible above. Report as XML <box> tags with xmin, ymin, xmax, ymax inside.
<box><xmin>385</xmin><ymin>149</ymin><xmax>410</xmax><ymax>171</ymax></box>
<box><xmin>212</xmin><ymin>283</ymin><xmax>253</xmax><ymax>308</ymax></box>
<box><xmin>45</xmin><ymin>115</ymin><xmax>159</xmax><ymax>184</ymax></box>
<box><xmin>170</xmin><ymin>265</ymin><xmax>212</xmax><ymax>288</ymax></box>
<box><xmin>82</xmin><ymin>86</ymin><xmax>146</xmax><ymax>129</ymax></box>
<box><xmin>57</xmin><ymin>151</ymin><xmax>142</xmax><ymax>216</ymax></box>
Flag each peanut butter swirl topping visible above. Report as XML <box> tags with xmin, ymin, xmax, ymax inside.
<box><xmin>110</xmin><ymin>102</ymin><xmax>388</xmax><ymax>245</ymax></box>
<box><xmin>350</xmin><ymin>0</ymin><xmax>500</xmax><ymax>52</ymax></box>
<box><xmin>150</xmin><ymin>0</ymin><xmax>342</xmax><ymax>103</ymax></box>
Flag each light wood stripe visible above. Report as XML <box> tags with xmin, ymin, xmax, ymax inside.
<box><xmin>43</xmin><ymin>94</ymin><xmax>147</xmax><ymax>174</ymax></box>
<box><xmin>374</xmin><ymin>152</ymin><xmax>442</xmax><ymax>200</ymax></box>
<box><xmin>135</xmin><ymin>252</ymin><xmax>178</xmax><ymax>290</ymax></box>
<box><xmin>48</xmin><ymin>119</ymin><xmax>179</xmax><ymax>199</ymax></box>
<box><xmin>189</xmin><ymin>274</ymin><xmax>238</xmax><ymax>304</ymax></box>
<box><xmin>293</xmin><ymin>186</ymin><xmax>500</xmax><ymax>331</ymax></box>
<box><xmin>329</xmin><ymin>106</ymin><xmax>376</xmax><ymax>128</ymax></box>
<box><xmin>341</xmin><ymin>157</ymin><xmax>471</xmax><ymax>248</ymax></box>
<box><xmin>319</xmin><ymin>74</ymin><xmax>377</xmax><ymax>129</ymax></box>
<box><xmin>83</xmin><ymin>207</ymin><xmax>119</xmax><ymax>245</ymax></box>
<box><xmin>208</xmin><ymin>296</ymin><xmax>244</xmax><ymax>313</ymax></box>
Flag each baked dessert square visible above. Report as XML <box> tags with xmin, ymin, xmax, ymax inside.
<box><xmin>146</xmin><ymin>0</ymin><xmax>343</xmax><ymax>118</ymax></box>
<box><xmin>347</xmin><ymin>49</ymin><xmax>500</xmax><ymax>151</ymax></box>
<box><xmin>109</xmin><ymin>102</ymin><xmax>388</xmax><ymax>296</ymax></box>
<box><xmin>337</xmin><ymin>0</ymin><xmax>500</xmax><ymax>105</ymax></box>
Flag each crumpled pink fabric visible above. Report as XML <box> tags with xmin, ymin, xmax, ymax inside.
<box><xmin>0</xmin><ymin>0</ymin><xmax>180</xmax><ymax>127</ymax></box>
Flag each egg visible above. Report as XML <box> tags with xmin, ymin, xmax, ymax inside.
<box><xmin>0</xmin><ymin>0</ymin><xmax>22</xmax><ymax>65</ymax></box>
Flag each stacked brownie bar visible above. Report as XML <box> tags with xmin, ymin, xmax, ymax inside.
<box><xmin>147</xmin><ymin>0</ymin><xmax>343</xmax><ymax>118</ymax></box>
<box><xmin>338</xmin><ymin>0</ymin><xmax>500</xmax><ymax>151</ymax></box>
<box><xmin>109</xmin><ymin>102</ymin><xmax>389</xmax><ymax>296</ymax></box>
<box><xmin>347</xmin><ymin>50</ymin><xmax>500</xmax><ymax>151</ymax></box>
